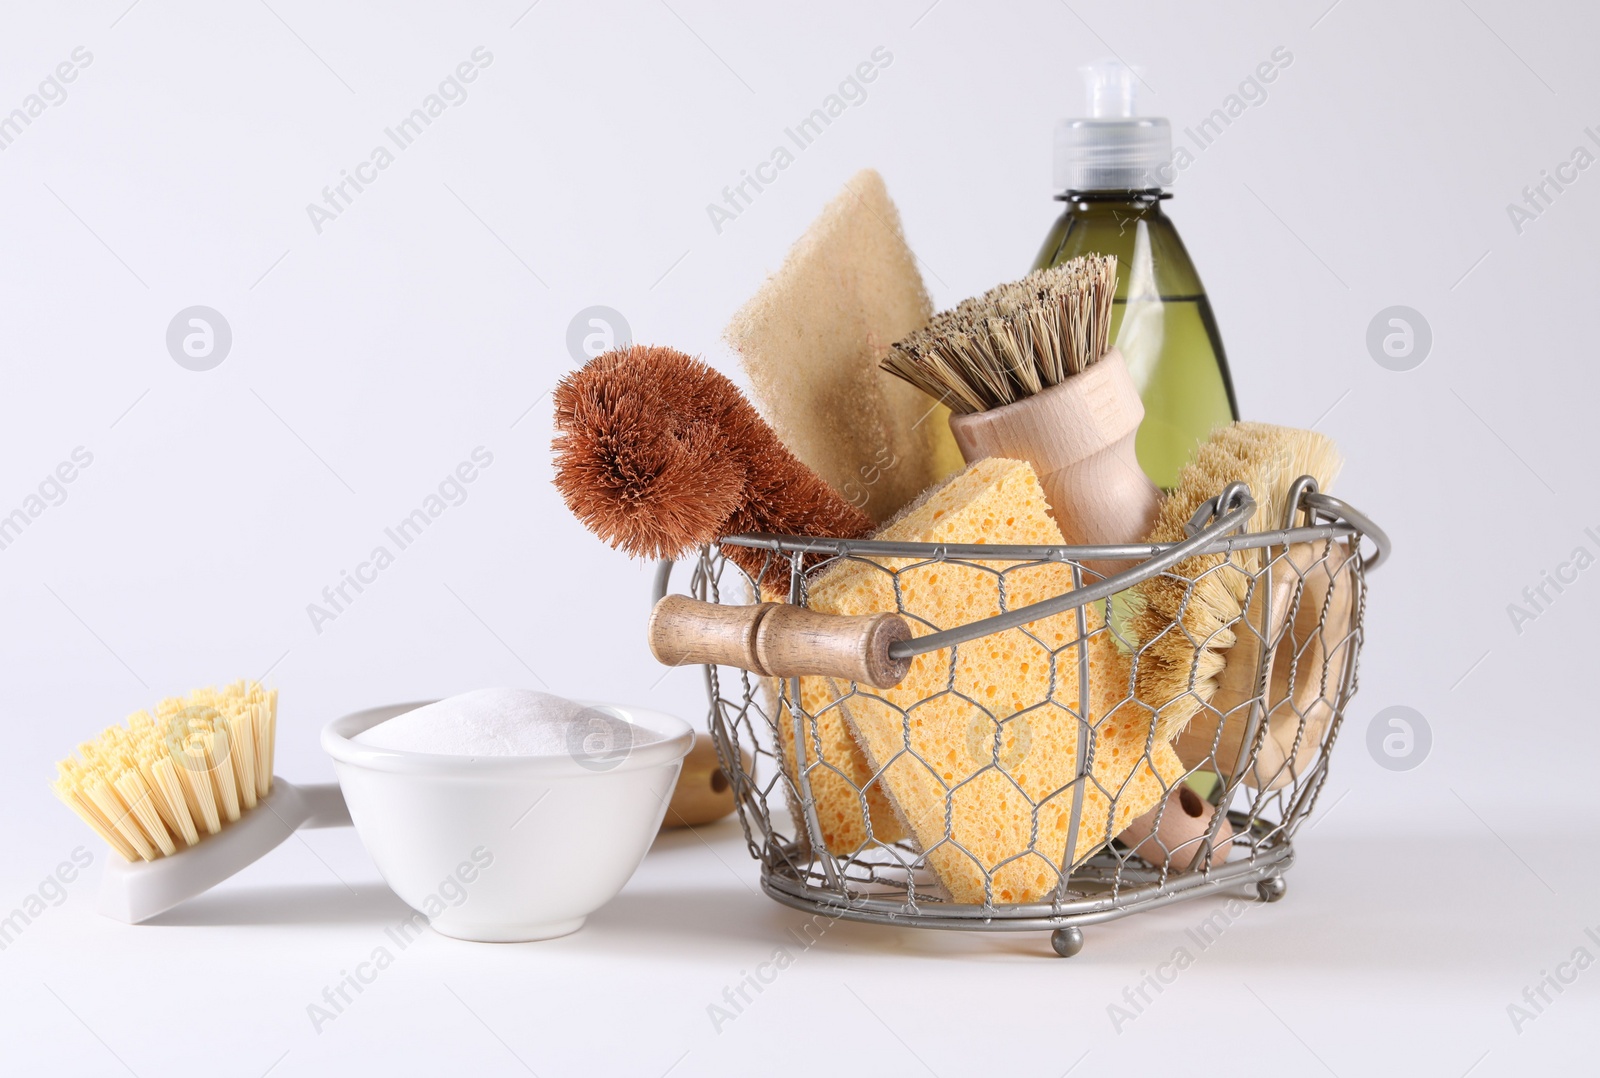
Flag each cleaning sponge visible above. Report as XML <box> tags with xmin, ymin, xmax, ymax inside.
<box><xmin>725</xmin><ymin>169</ymin><xmax>963</xmax><ymax>523</ymax></box>
<box><xmin>797</xmin><ymin>457</ymin><xmax>1183</xmax><ymax>904</ymax></box>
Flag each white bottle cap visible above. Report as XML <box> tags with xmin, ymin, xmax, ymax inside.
<box><xmin>1053</xmin><ymin>60</ymin><xmax>1172</xmax><ymax>192</ymax></box>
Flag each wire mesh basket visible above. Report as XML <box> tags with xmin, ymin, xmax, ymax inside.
<box><xmin>651</xmin><ymin>480</ymin><xmax>1389</xmax><ymax>956</ymax></box>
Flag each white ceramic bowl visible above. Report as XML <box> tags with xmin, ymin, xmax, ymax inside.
<box><xmin>322</xmin><ymin>700</ymin><xmax>692</xmax><ymax>943</ymax></box>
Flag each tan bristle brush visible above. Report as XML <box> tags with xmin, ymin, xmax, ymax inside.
<box><xmin>51</xmin><ymin>680</ymin><xmax>349</xmax><ymax>923</ymax></box>
<box><xmin>881</xmin><ymin>255</ymin><xmax>1161</xmax><ymax>565</ymax></box>
<box><xmin>1124</xmin><ymin>422</ymin><xmax>1345</xmax><ymax>787</ymax></box>
<box><xmin>552</xmin><ymin>343</ymin><xmax>875</xmax><ymax>580</ymax></box>
<box><xmin>53</xmin><ymin>682</ymin><xmax>277</xmax><ymax>862</ymax></box>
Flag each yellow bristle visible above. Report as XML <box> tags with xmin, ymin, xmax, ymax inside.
<box><xmin>148</xmin><ymin>757</ymin><xmax>199</xmax><ymax>847</ymax></box>
<box><xmin>131</xmin><ymin>753</ymin><xmax>187</xmax><ymax>843</ymax></box>
<box><xmin>51</xmin><ymin>680</ymin><xmax>280</xmax><ymax>862</ymax></box>
<box><xmin>262</xmin><ymin>691</ymin><xmax>277</xmax><ymax>797</ymax></box>
<box><xmin>169</xmin><ymin>740</ymin><xmax>210</xmax><ymax>832</ymax></box>
<box><xmin>180</xmin><ymin>754</ymin><xmax>222</xmax><ymax>836</ymax></box>
<box><xmin>205</xmin><ymin>732</ymin><xmax>241</xmax><ymax>824</ymax></box>
<box><xmin>84</xmin><ymin>778</ymin><xmax>157</xmax><ymax>861</ymax></box>
<box><xmin>52</xmin><ymin>777</ymin><xmax>141</xmax><ymax>862</ymax></box>
<box><xmin>112</xmin><ymin>770</ymin><xmax>177</xmax><ymax>857</ymax></box>
<box><xmin>229</xmin><ymin>710</ymin><xmax>259</xmax><ymax>811</ymax></box>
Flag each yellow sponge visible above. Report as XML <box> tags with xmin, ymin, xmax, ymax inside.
<box><xmin>774</xmin><ymin>680</ymin><xmax>906</xmax><ymax>853</ymax></box>
<box><xmin>799</xmin><ymin>457</ymin><xmax>1184</xmax><ymax>904</ymax></box>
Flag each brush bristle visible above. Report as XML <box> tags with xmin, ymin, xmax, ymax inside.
<box><xmin>551</xmin><ymin>344</ymin><xmax>874</xmax><ymax>581</ymax></box>
<box><xmin>880</xmin><ymin>255</ymin><xmax>1118</xmax><ymax>414</ymax></box>
<box><xmin>1127</xmin><ymin>423</ymin><xmax>1343</xmax><ymax>741</ymax></box>
<box><xmin>51</xmin><ymin>681</ymin><xmax>278</xmax><ymax>862</ymax></box>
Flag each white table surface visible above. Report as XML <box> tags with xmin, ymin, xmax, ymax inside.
<box><xmin>2</xmin><ymin>810</ymin><xmax>1592</xmax><ymax>1077</ymax></box>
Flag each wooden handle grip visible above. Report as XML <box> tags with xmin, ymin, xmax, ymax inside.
<box><xmin>948</xmin><ymin>348</ymin><xmax>1162</xmax><ymax>566</ymax></box>
<box><xmin>1176</xmin><ymin>541</ymin><xmax>1356</xmax><ymax>790</ymax></box>
<box><xmin>647</xmin><ymin>595</ymin><xmax>911</xmax><ymax>689</ymax></box>
<box><xmin>1039</xmin><ymin>441</ymin><xmax>1162</xmax><ymax>552</ymax></box>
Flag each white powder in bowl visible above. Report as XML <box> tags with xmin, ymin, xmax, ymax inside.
<box><xmin>355</xmin><ymin>688</ymin><xmax>660</xmax><ymax>759</ymax></box>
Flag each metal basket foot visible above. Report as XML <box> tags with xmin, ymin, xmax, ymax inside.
<box><xmin>1050</xmin><ymin>927</ymin><xmax>1085</xmax><ymax>958</ymax></box>
<box><xmin>1256</xmin><ymin>876</ymin><xmax>1287</xmax><ymax>903</ymax></box>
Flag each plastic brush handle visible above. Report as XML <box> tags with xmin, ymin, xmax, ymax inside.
<box><xmin>97</xmin><ymin>779</ymin><xmax>350</xmax><ymax>924</ymax></box>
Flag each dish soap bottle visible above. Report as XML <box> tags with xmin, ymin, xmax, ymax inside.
<box><xmin>1034</xmin><ymin>61</ymin><xmax>1239</xmax><ymax>489</ymax></box>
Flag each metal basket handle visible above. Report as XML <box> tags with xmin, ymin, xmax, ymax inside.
<box><xmin>886</xmin><ymin>485</ymin><xmax>1259</xmax><ymax>660</ymax></box>
<box><xmin>887</xmin><ymin>483</ymin><xmax>1390</xmax><ymax>661</ymax></box>
<box><xmin>650</xmin><ymin>481</ymin><xmax>1389</xmax><ymax>681</ymax></box>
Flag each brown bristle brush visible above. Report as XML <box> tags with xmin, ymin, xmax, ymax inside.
<box><xmin>551</xmin><ymin>344</ymin><xmax>874</xmax><ymax>581</ymax></box>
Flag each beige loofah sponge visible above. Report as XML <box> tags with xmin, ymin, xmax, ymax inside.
<box><xmin>795</xmin><ymin>457</ymin><xmax>1183</xmax><ymax>904</ymax></box>
<box><xmin>725</xmin><ymin>169</ymin><xmax>963</xmax><ymax>524</ymax></box>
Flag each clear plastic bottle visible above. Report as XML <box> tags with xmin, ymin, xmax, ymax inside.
<box><xmin>1034</xmin><ymin>63</ymin><xmax>1238</xmax><ymax>489</ymax></box>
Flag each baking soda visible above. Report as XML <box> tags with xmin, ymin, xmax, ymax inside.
<box><xmin>355</xmin><ymin>688</ymin><xmax>659</xmax><ymax>758</ymax></box>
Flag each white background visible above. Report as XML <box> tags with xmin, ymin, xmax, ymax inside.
<box><xmin>2</xmin><ymin>1</ymin><xmax>1597</xmax><ymax>1074</ymax></box>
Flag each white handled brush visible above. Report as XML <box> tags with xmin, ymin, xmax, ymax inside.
<box><xmin>50</xmin><ymin>681</ymin><xmax>350</xmax><ymax>924</ymax></box>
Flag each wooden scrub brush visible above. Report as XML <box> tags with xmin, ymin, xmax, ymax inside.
<box><xmin>881</xmin><ymin>255</ymin><xmax>1161</xmax><ymax>565</ymax></box>
<box><xmin>552</xmin><ymin>344</ymin><xmax>875</xmax><ymax>582</ymax></box>
<box><xmin>562</xmin><ymin>346</ymin><xmax>918</xmax><ymax>788</ymax></box>
<box><xmin>1124</xmin><ymin>422</ymin><xmax>1349</xmax><ymax>789</ymax></box>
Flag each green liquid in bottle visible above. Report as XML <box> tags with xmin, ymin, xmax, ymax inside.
<box><xmin>1033</xmin><ymin>192</ymin><xmax>1238</xmax><ymax>489</ymax></box>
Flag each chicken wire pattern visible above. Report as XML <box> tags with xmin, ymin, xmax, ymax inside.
<box><xmin>657</xmin><ymin>485</ymin><xmax>1385</xmax><ymax>945</ymax></box>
